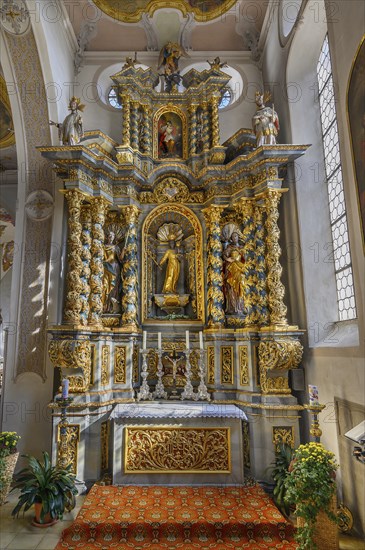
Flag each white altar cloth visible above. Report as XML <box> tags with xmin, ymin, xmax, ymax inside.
<box><xmin>110</xmin><ymin>402</ymin><xmax>247</xmax><ymax>420</ymax></box>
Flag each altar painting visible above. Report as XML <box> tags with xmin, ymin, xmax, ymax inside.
<box><xmin>157</xmin><ymin>111</ymin><xmax>183</xmax><ymax>159</ymax></box>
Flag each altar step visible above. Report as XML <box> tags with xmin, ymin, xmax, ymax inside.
<box><xmin>55</xmin><ymin>484</ymin><xmax>297</xmax><ymax>549</ymax></box>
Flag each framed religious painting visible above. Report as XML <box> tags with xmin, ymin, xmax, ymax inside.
<box><xmin>347</xmin><ymin>36</ymin><xmax>365</xmax><ymax>250</ymax></box>
<box><xmin>153</xmin><ymin>106</ymin><xmax>187</xmax><ymax>160</ymax></box>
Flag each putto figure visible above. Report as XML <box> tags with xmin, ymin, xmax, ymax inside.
<box><xmin>50</xmin><ymin>96</ymin><xmax>84</xmax><ymax>145</ymax></box>
<box><xmin>207</xmin><ymin>56</ymin><xmax>228</xmax><ymax>70</ymax></box>
<box><xmin>252</xmin><ymin>91</ymin><xmax>280</xmax><ymax>147</ymax></box>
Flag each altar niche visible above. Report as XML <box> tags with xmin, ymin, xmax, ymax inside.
<box><xmin>142</xmin><ymin>203</ymin><xmax>204</xmax><ymax>323</ymax></box>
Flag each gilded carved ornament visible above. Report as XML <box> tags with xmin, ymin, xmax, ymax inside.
<box><xmin>48</xmin><ymin>339</ymin><xmax>92</xmax><ymax>393</ymax></box>
<box><xmin>124</xmin><ymin>427</ymin><xmax>231</xmax><ymax>473</ymax></box>
<box><xmin>272</xmin><ymin>426</ymin><xmax>294</xmax><ymax>452</ymax></box>
<box><xmin>57</xmin><ymin>424</ymin><xmax>79</xmax><ymax>474</ymax></box>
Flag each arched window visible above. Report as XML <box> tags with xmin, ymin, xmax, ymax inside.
<box><xmin>316</xmin><ymin>35</ymin><xmax>356</xmax><ymax>321</ymax></box>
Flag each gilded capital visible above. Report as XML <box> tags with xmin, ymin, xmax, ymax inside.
<box><xmin>121</xmin><ymin>204</ymin><xmax>141</xmax><ymax>225</ymax></box>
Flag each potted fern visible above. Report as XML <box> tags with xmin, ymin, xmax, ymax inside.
<box><xmin>11</xmin><ymin>451</ymin><xmax>77</xmax><ymax>526</ymax></box>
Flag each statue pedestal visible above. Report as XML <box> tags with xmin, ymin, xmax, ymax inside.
<box><xmin>154</xmin><ymin>293</ymin><xmax>189</xmax><ymax>315</ymax></box>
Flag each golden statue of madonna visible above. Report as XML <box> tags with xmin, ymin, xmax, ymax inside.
<box><xmin>157</xmin><ymin>223</ymin><xmax>184</xmax><ymax>294</ymax></box>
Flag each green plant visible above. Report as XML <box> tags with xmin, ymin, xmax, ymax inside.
<box><xmin>0</xmin><ymin>432</ymin><xmax>21</xmax><ymax>458</ymax></box>
<box><xmin>284</xmin><ymin>442</ymin><xmax>339</xmax><ymax>550</ymax></box>
<box><xmin>0</xmin><ymin>432</ymin><xmax>20</xmax><ymax>490</ymax></box>
<box><xmin>11</xmin><ymin>452</ymin><xmax>78</xmax><ymax>523</ymax></box>
<box><xmin>269</xmin><ymin>443</ymin><xmax>294</xmax><ymax>517</ymax></box>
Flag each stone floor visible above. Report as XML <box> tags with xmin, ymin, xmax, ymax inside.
<box><xmin>0</xmin><ymin>489</ymin><xmax>364</xmax><ymax>549</ymax></box>
<box><xmin>0</xmin><ymin>489</ymin><xmax>85</xmax><ymax>550</ymax></box>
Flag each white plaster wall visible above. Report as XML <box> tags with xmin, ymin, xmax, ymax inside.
<box><xmin>0</xmin><ymin>1</ymin><xmax>75</xmax><ymax>463</ymax></box>
<box><xmin>260</xmin><ymin>0</ymin><xmax>365</xmax><ymax>535</ymax></box>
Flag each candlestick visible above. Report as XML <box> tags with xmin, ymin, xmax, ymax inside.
<box><xmin>153</xmin><ymin>349</ymin><xmax>167</xmax><ymax>400</ymax></box>
<box><xmin>62</xmin><ymin>378</ymin><xmax>69</xmax><ymax>399</ymax></box>
<box><xmin>185</xmin><ymin>330</ymin><xmax>189</xmax><ymax>349</ymax></box>
<box><xmin>158</xmin><ymin>332</ymin><xmax>162</xmax><ymax>350</ymax></box>
<box><xmin>143</xmin><ymin>330</ymin><xmax>147</xmax><ymax>350</ymax></box>
<box><xmin>181</xmin><ymin>347</ymin><xmax>195</xmax><ymax>401</ymax></box>
<box><xmin>199</xmin><ymin>331</ymin><xmax>204</xmax><ymax>350</ymax></box>
<box><xmin>137</xmin><ymin>348</ymin><xmax>152</xmax><ymax>401</ymax></box>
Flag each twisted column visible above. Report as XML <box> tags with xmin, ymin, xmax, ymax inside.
<box><xmin>130</xmin><ymin>101</ymin><xmax>139</xmax><ymax>150</ymax></box>
<box><xmin>143</xmin><ymin>105</ymin><xmax>152</xmax><ymax>154</ymax></box>
<box><xmin>120</xmin><ymin>205</ymin><xmax>141</xmax><ymax>331</ymax></box>
<box><xmin>89</xmin><ymin>197</ymin><xmax>109</xmax><ymax>327</ymax></box>
<box><xmin>79</xmin><ymin>205</ymin><xmax>92</xmax><ymax>326</ymax></box>
<box><xmin>64</xmin><ymin>190</ymin><xmax>84</xmax><ymax>325</ymax></box>
<box><xmin>188</xmin><ymin>104</ymin><xmax>197</xmax><ymax>156</ymax></box>
<box><xmin>265</xmin><ymin>189</ymin><xmax>287</xmax><ymax>326</ymax></box>
<box><xmin>210</xmin><ymin>95</ymin><xmax>220</xmax><ymax>147</ymax></box>
<box><xmin>201</xmin><ymin>102</ymin><xmax>210</xmax><ymax>152</ymax></box>
<box><xmin>235</xmin><ymin>198</ymin><xmax>256</xmax><ymax>326</ymax></box>
<box><xmin>254</xmin><ymin>202</ymin><xmax>269</xmax><ymax>325</ymax></box>
<box><xmin>202</xmin><ymin>205</ymin><xmax>225</xmax><ymax>328</ymax></box>
<box><xmin>121</xmin><ymin>95</ymin><xmax>131</xmax><ymax>147</ymax></box>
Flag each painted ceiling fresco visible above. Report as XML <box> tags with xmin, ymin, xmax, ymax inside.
<box><xmin>92</xmin><ymin>0</ymin><xmax>238</xmax><ymax>23</ymax></box>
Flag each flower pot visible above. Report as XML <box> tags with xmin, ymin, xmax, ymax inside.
<box><xmin>32</xmin><ymin>502</ymin><xmax>58</xmax><ymax>527</ymax></box>
<box><xmin>297</xmin><ymin>494</ymin><xmax>339</xmax><ymax>550</ymax></box>
<box><xmin>0</xmin><ymin>452</ymin><xmax>19</xmax><ymax>505</ymax></box>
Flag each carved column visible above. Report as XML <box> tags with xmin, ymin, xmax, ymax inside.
<box><xmin>89</xmin><ymin>197</ymin><xmax>109</xmax><ymax>327</ymax></box>
<box><xmin>265</xmin><ymin>189</ymin><xmax>287</xmax><ymax>326</ymax></box>
<box><xmin>120</xmin><ymin>205</ymin><xmax>141</xmax><ymax>331</ymax></box>
<box><xmin>210</xmin><ymin>95</ymin><xmax>220</xmax><ymax>147</ymax></box>
<box><xmin>254</xmin><ymin>202</ymin><xmax>269</xmax><ymax>325</ymax></box>
<box><xmin>131</xmin><ymin>100</ymin><xmax>139</xmax><ymax>150</ymax></box>
<box><xmin>79</xmin><ymin>205</ymin><xmax>92</xmax><ymax>326</ymax></box>
<box><xmin>64</xmin><ymin>190</ymin><xmax>84</xmax><ymax>325</ymax></box>
<box><xmin>143</xmin><ymin>105</ymin><xmax>152</xmax><ymax>154</ymax></box>
<box><xmin>235</xmin><ymin>198</ymin><xmax>256</xmax><ymax>326</ymax></box>
<box><xmin>201</xmin><ymin>101</ymin><xmax>210</xmax><ymax>152</ymax></box>
<box><xmin>188</xmin><ymin>103</ymin><xmax>197</xmax><ymax>156</ymax></box>
<box><xmin>121</xmin><ymin>94</ymin><xmax>131</xmax><ymax>147</ymax></box>
<box><xmin>202</xmin><ymin>205</ymin><xmax>225</xmax><ymax>328</ymax></box>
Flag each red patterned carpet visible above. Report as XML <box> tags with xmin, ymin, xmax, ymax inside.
<box><xmin>55</xmin><ymin>484</ymin><xmax>297</xmax><ymax>549</ymax></box>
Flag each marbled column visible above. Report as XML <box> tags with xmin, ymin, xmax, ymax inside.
<box><xmin>122</xmin><ymin>95</ymin><xmax>131</xmax><ymax>147</ymax></box>
<box><xmin>265</xmin><ymin>189</ymin><xmax>288</xmax><ymax>326</ymax></box>
<box><xmin>235</xmin><ymin>198</ymin><xmax>256</xmax><ymax>326</ymax></box>
<box><xmin>202</xmin><ymin>205</ymin><xmax>225</xmax><ymax>328</ymax></box>
<box><xmin>120</xmin><ymin>205</ymin><xmax>141</xmax><ymax>331</ymax></box>
<box><xmin>188</xmin><ymin>104</ymin><xmax>197</xmax><ymax>156</ymax></box>
<box><xmin>202</xmin><ymin>102</ymin><xmax>210</xmax><ymax>152</ymax></box>
<box><xmin>131</xmin><ymin>101</ymin><xmax>139</xmax><ymax>150</ymax></box>
<box><xmin>254</xmin><ymin>202</ymin><xmax>269</xmax><ymax>325</ymax></box>
<box><xmin>64</xmin><ymin>190</ymin><xmax>84</xmax><ymax>325</ymax></box>
<box><xmin>79</xmin><ymin>205</ymin><xmax>92</xmax><ymax>326</ymax></box>
<box><xmin>210</xmin><ymin>95</ymin><xmax>220</xmax><ymax>147</ymax></box>
<box><xmin>143</xmin><ymin>105</ymin><xmax>152</xmax><ymax>154</ymax></box>
<box><xmin>89</xmin><ymin>197</ymin><xmax>109</xmax><ymax>327</ymax></box>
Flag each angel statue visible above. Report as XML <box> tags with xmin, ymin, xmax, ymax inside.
<box><xmin>222</xmin><ymin>224</ymin><xmax>247</xmax><ymax>316</ymax></box>
<box><xmin>49</xmin><ymin>96</ymin><xmax>84</xmax><ymax>145</ymax></box>
<box><xmin>252</xmin><ymin>91</ymin><xmax>280</xmax><ymax>147</ymax></box>
<box><xmin>157</xmin><ymin>223</ymin><xmax>184</xmax><ymax>295</ymax></box>
<box><xmin>102</xmin><ymin>226</ymin><xmax>125</xmax><ymax>314</ymax></box>
<box><xmin>158</xmin><ymin>42</ymin><xmax>188</xmax><ymax>92</ymax></box>
<box><xmin>207</xmin><ymin>56</ymin><xmax>228</xmax><ymax>70</ymax></box>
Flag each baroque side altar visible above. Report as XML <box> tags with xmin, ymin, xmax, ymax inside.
<box><xmin>40</xmin><ymin>54</ymin><xmax>309</xmax><ymax>486</ymax></box>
